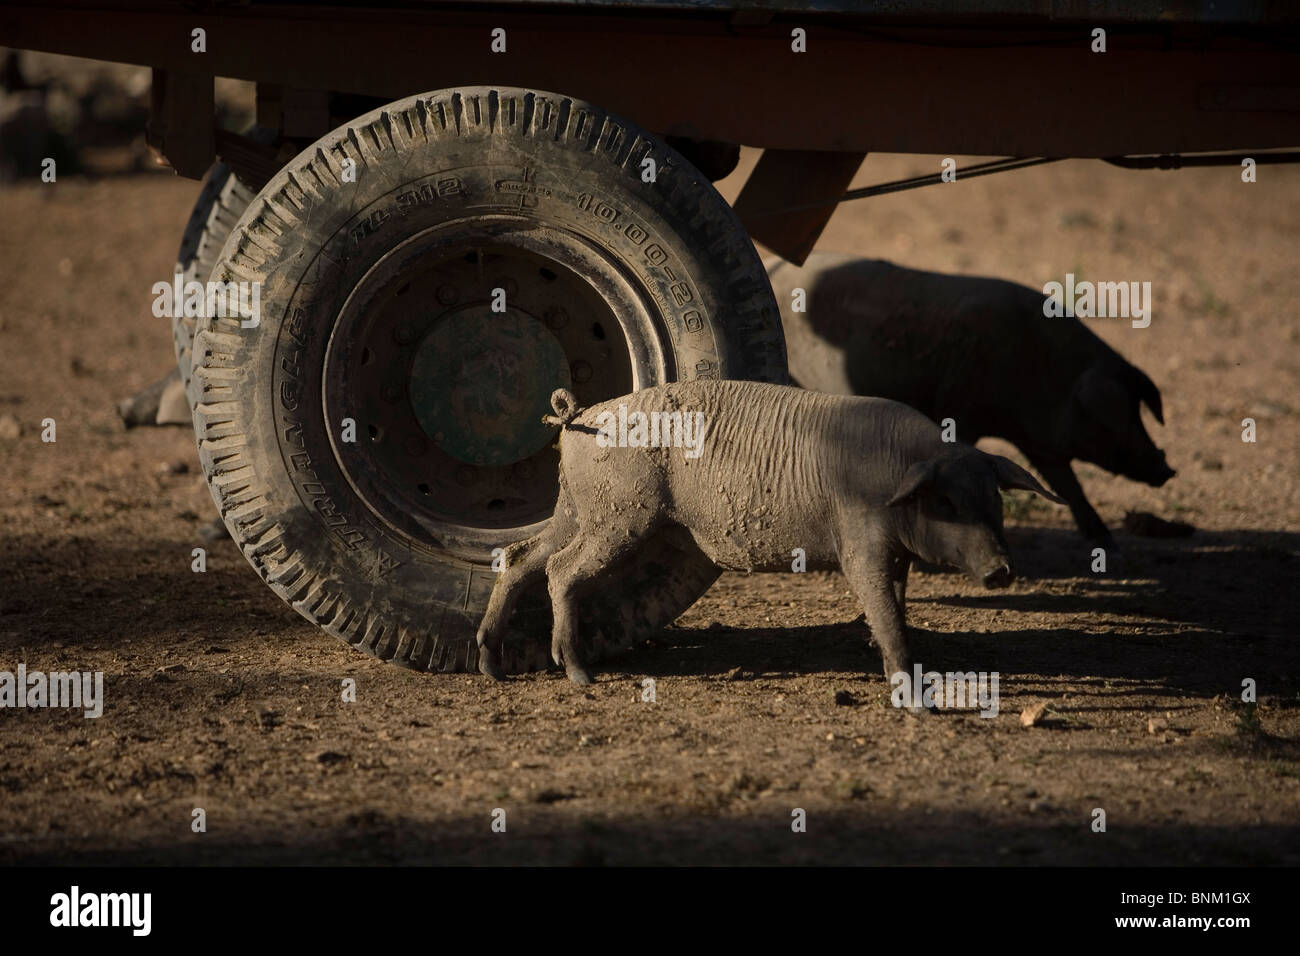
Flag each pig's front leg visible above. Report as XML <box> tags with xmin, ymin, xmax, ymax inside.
<box><xmin>840</xmin><ymin>549</ymin><xmax>912</xmax><ymax>682</ymax></box>
<box><xmin>1029</xmin><ymin>456</ymin><xmax>1113</xmax><ymax>546</ymax></box>
<box><xmin>890</xmin><ymin>553</ymin><xmax>911</xmax><ymax>611</ymax></box>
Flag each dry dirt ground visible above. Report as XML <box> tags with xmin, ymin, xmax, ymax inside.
<box><xmin>0</xmin><ymin>147</ymin><xmax>1297</xmax><ymax>866</ymax></box>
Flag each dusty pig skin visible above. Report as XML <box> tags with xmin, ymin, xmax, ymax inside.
<box><xmin>476</xmin><ymin>380</ymin><xmax>1063</xmax><ymax>687</ymax></box>
<box><xmin>768</xmin><ymin>252</ymin><xmax>1175</xmax><ymax>546</ymax></box>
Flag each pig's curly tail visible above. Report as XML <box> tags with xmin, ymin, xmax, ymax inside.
<box><xmin>542</xmin><ymin>388</ymin><xmax>582</xmax><ymax>427</ymax></box>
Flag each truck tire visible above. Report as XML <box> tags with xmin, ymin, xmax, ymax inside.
<box><xmin>191</xmin><ymin>87</ymin><xmax>785</xmax><ymax>674</ymax></box>
<box><xmin>173</xmin><ymin>129</ymin><xmax>277</xmax><ymax>404</ymax></box>
<box><xmin>119</xmin><ymin>149</ymin><xmax>267</xmax><ymax>429</ymax></box>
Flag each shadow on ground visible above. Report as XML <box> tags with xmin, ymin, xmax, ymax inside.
<box><xmin>5</xmin><ymin>811</ymin><xmax>1296</xmax><ymax>866</ymax></box>
<box><xmin>2</xmin><ymin>527</ymin><xmax>1297</xmax><ymax>700</ymax></box>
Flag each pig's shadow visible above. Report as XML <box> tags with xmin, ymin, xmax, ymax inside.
<box><xmin>639</xmin><ymin>621</ymin><xmax>1287</xmax><ymax>700</ymax></box>
<box><xmin>634</xmin><ymin>526</ymin><xmax>1298</xmax><ymax>697</ymax></box>
<box><xmin>938</xmin><ymin>525</ymin><xmax>1297</xmax><ymax>636</ymax></box>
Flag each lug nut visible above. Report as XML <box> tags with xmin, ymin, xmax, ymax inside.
<box><xmin>381</xmin><ymin>383</ymin><xmax>401</xmax><ymax>402</ymax></box>
<box><xmin>571</xmin><ymin>360</ymin><xmax>593</xmax><ymax>384</ymax></box>
<box><xmin>544</xmin><ymin>307</ymin><xmax>569</xmax><ymax>330</ymax></box>
<box><xmin>394</xmin><ymin>325</ymin><xmax>414</xmax><ymax>345</ymax></box>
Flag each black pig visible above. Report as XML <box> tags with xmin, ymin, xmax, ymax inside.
<box><xmin>770</xmin><ymin>253</ymin><xmax>1175</xmax><ymax>544</ymax></box>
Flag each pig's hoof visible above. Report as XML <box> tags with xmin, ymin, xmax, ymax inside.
<box><xmin>882</xmin><ymin>661</ymin><xmax>912</xmax><ymax>684</ymax></box>
<box><xmin>476</xmin><ymin>630</ymin><xmax>506</xmax><ymax>680</ymax></box>
<box><xmin>1088</xmin><ymin>531</ymin><xmax>1120</xmax><ymax>555</ymax></box>
<box><xmin>478</xmin><ymin>652</ymin><xmax>506</xmax><ymax>681</ymax></box>
<box><xmin>565</xmin><ymin>664</ymin><xmax>594</xmax><ymax>685</ymax></box>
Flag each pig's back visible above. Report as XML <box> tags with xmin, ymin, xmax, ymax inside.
<box><xmin>630</xmin><ymin>381</ymin><xmax>937</xmax><ymax>567</ymax></box>
<box><xmin>772</xmin><ymin>253</ymin><xmax>1101</xmax><ymax>427</ymax></box>
<box><xmin>628</xmin><ymin>380</ymin><xmax>937</xmax><ymax>502</ymax></box>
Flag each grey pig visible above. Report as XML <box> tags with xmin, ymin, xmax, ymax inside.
<box><xmin>476</xmin><ymin>380</ymin><xmax>1063</xmax><ymax>686</ymax></box>
<box><xmin>768</xmin><ymin>252</ymin><xmax>1175</xmax><ymax>545</ymax></box>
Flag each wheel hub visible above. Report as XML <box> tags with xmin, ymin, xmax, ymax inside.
<box><xmin>325</xmin><ymin>219</ymin><xmax>665</xmax><ymax>558</ymax></box>
<box><xmin>409</xmin><ymin>305</ymin><xmax>571</xmax><ymax>467</ymax></box>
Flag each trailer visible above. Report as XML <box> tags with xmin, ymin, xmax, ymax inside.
<box><xmin>1</xmin><ymin>0</ymin><xmax>1297</xmax><ymax>674</ymax></box>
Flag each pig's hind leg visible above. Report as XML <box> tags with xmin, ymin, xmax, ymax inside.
<box><xmin>476</xmin><ymin>529</ymin><xmax>565</xmax><ymax>680</ymax></box>
<box><xmin>546</xmin><ymin>514</ymin><xmax>660</xmax><ymax>685</ymax></box>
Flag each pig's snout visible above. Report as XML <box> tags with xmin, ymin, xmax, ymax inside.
<box><xmin>1129</xmin><ymin>447</ymin><xmax>1175</xmax><ymax>487</ymax></box>
<box><xmin>1135</xmin><ymin>457</ymin><xmax>1175</xmax><ymax>488</ymax></box>
<box><xmin>982</xmin><ymin>563</ymin><xmax>1013</xmax><ymax>589</ymax></box>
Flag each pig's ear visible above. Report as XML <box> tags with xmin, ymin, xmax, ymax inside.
<box><xmin>989</xmin><ymin>455</ymin><xmax>1066</xmax><ymax>504</ymax></box>
<box><xmin>886</xmin><ymin>460</ymin><xmax>937</xmax><ymax>507</ymax></box>
<box><xmin>1133</xmin><ymin>368</ymin><xmax>1165</xmax><ymax>425</ymax></box>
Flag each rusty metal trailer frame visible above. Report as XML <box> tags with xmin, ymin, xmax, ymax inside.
<box><xmin>3</xmin><ymin>1</ymin><xmax>1298</xmax><ymax>260</ymax></box>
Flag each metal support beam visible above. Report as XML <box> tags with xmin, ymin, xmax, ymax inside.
<box><xmin>4</xmin><ymin>7</ymin><xmax>1298</xmax><ymax>158</ymax></box>
<box><xmin>145</xmin><ymin>68</ymin><xmax>213</xmax><ymax>180</ymax></box>
<box><xmin>732</xmin><ymin>149</ymin><xmax>866</xmax><ymax>265</ymax></box>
